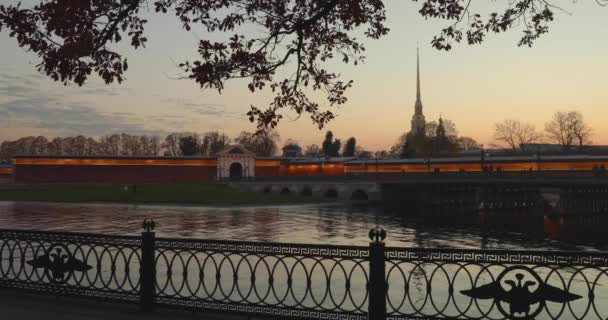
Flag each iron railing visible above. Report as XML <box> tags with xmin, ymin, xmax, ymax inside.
<box><xmin>1</xmin><ymin>222</ymin><xmax>608</xmax><ymax>320</ymax></box>
<box><xmin>0</xmin><ymin>228</ymin><xmax>141</xmax><ymax>302</ymax></box>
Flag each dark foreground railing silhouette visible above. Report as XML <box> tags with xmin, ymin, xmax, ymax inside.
<box><xmin>1</xmin><ymin>221</ymin><xmax>608</xmax><ymax>320</ymax></box>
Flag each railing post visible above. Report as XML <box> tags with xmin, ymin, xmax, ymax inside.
<box><xmin>368</xmin><ymin>228</ymin><xmax>387</xmax><ymax>320</ymax></box>
<box><xmin>141</xmin><ymin>219</ymin><xmax>156</xmax><ymax>312</ymax></box>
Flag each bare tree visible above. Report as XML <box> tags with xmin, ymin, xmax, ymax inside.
<box><xmin>457</xmin><ymin>137</ymin><xmax>480</xmax><ymax>151</ymax></box>
<box><xmin>545</xmin><ymin>111</ymin><xmax>592</xmax><ymax>148</ymax></box>
<box><xmin>48</xmin><ymin>137</ymin><xmax>63</xmax><ymax>155</ymax></box>
<box><xmin>389</xmin><ymin>132</ymin><xmax>409</xmax><ymax>157</ymax></box>
<box><xmin>84</xmin><ymin>137</ymin><xmax>99</xmax><ymax>155</ymax></box>
<box><xmin>235</xmin><ymin>130</ymin><xmax>281</xmax><ymax>157</ymax></box>
<box><xmin>355</xmin><ymin>147</ymin><xmax>373</xmax><ymax>159</ymax></box>
<box><xmin>493</xmin><ymin>119</ymin><xmax>542</xmax><ymax>150</ymax></box>
<box><xmin>31</xmin><ymin>136</ymin><xmax>49</xmax><ymax>155</ymax></box>
<box><xmin>304</xmin><ymin>144</ymin><xmax>322</xmax><ymax>157</ymax></box>
<box><xmin>99</xmin><ymin>134</ymin><xmax>121</xmax><ymax>156</ymax></box>
<box><xmin>149</xmin><ymin>136</ymin><xmax>162</xmax><ymax>156</ymax></box>
<box><xmin>163</xmin><ymin>133</ymin><xmax>183</xmax><ymax>157</ymax></box>
<box><xmin>201</xmin><ymin>131</ymin><xmax>231</xmax><ymax>156</ymax></box>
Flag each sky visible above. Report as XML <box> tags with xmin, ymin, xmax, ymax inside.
<box><xmin>1</xmin><ymin>0</ymin><xmax>607</xmax><ymax>151</ymax></box>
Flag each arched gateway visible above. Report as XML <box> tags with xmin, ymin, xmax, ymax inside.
<box><xmin>217</xmin><ymin>145</ymin><xmax>255</xmax><ymax>180</ymax></box>
<box><xmin>229</xmin><ymin>162</ymin><xmax>243</xmax><ymax>179</ymax></box>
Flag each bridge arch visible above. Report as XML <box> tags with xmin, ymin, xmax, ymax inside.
<box><xmin>324</xmin><ymin>188</ymin><xmax>339</xmax><ymax>198</ymax></box>
<box><xmin>350</xmin><ymin>189</ymin><xmax>369</xmax><ymax>201</ymax></box>
<box><xmin>300</xmin><ymin>186</ymin><xmax>313</xmax><ymax>197</ymax></box>
<box><xmin>280</xmin><ymin>187</ymin><xmax>291</xmax><ymax>195</ymax></box>
<box><xmin>263</xmin><ymin>186</ymin><xmax>272</xmax><ymax>193</ymax></box>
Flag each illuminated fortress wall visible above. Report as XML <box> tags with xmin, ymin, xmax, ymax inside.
<box><xmin>0</xmin><ymin>166</ymin><xmax>12</xmax><ymax>179</ymax></box>
<box><xmin>13</xmin><ymin>157</ymin><xmax>218</xmax><ymax>183</ymax></box>
<box><xmin>344</xmin><ymin>158</ymin><xmax>608</xmax><ymax>173</ymax></box>
<box><xmin>10</xmin><ymin>155</ymin><xmax>608</xmax><ymax>183</ymax></box>
<box><xmin>11</xmin><ymin>157</ymin><xmax>287</xmax><ymax>183</ymax></box>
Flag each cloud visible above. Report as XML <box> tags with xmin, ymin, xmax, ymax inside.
<box><xmin>0</xmin><ymin>67</ymin><xmax>247</xmax><ymax>139</ymax></box>
<box><xmin>0</xmin><ymin>68</ymin><xmax>166</xmax><ymax>137</ymax></box>
<box><xmin>159</xmin><ymin>97</ymin><xmax>244</xmax><ymax>119</ymax></box>
<box><xmin>0</xmin><ymin>70</ymin><xmax>129</xmax><ymax>99</ymax></box>
<box><xmin>0</xmin><ymin>96</ymin><xmax>167</xmax><ymax>136</ymax></box>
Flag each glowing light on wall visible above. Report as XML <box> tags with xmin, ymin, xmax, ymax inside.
<box><xmin>0</xmin><ymin>167</ymin><xmax>13</xmax><ymax>174</ymax></box>
<box><xmin>14</xmin><ymin>157</ymin><xmax>218</xmax><ymax>166</ymax></box>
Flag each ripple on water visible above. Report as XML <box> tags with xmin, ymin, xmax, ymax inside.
<box><xmin>0</xmin><ymin>201</ymin><xmax>604</xmax><ymax>251</ymax></box>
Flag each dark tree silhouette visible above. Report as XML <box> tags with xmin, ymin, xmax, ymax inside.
<box><xmin>322</xmin><ymin>131</ymin><xmax>341</xmax><ymax>157</ymax></box>
<box><xmin>282</xmin><ymin>139</ymin><xmax>302</xmax><ymax>158</ymax></box>
<box><xmin>433</xmin><ymin>118</ymin><xmax>448</xmax><ymax>154</ymax></box>
<box><xmin>342</xmin><ymin>137</ymin><xmax>357</xmax><ymax>157</ymax></box>
<box><xmin>1</xmin><ymin>0</ymin><xmax>594</xmax><ymax>129</ymax></box>
<box><xmin>456</xmin><ymin>136</ymin><xmax>480</xmax><ymax>151</ymax></box>
<box><xmin>304</xmin><ymin>144</ymin><xmax>322</xmax><ymax>157</ymax></box>
<box><xmin>179</xmin><ymin>135</ymin><xmax>201</xmax><ymax>156</ymax></box>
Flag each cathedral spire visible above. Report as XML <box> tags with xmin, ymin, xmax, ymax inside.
<box><xmin>416</xmin><ymin>46</ymin><xmax>421</xmax><ymax>103</ymax></box>
<box><xmin>410</xmin><ymin>46</ymin><xmax>426</xmax><ymax>135</ymax></box>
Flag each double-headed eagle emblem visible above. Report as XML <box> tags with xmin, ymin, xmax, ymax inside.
<box><xmin>27</xmin><ymin>245</ymin><xmax>92</xmax><ymax>283</ymax></box>
<box><xmin>461</xmin><ymin>266</ymin><xmax>581</xmax><ymax>319</ymax></box>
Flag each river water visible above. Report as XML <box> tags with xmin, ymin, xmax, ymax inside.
<box><xmin>0</xmin><ymin>201</ymin><xmax>606</xmax><ymax>251</ymax></box>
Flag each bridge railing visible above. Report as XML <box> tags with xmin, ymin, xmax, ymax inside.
<box><xmin>2</xmin><ymin>222</ymin><xmax>608</xmax><ymax>320</ymax></box>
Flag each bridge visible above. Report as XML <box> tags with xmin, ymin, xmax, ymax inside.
<box><xmin>228</xmin><ymin>170</ymin><xmax>608</xmax><ymax>216</ymax></box>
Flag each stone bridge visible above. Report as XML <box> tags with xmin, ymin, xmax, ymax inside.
<box><xmin>228</xmin><ymin>181</ymin><xmax>382</xmax><ymax>201</ymax></box>
<box><xmin>228</xmin><ymin>173</ymin><xmax>608</xmax><ymax>215</ymax></box>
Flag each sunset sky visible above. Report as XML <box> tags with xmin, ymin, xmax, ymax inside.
<box><xmin>1</xmin><ymin>0</ymin><xmax>607</xmax><ymax>151</ymax></box>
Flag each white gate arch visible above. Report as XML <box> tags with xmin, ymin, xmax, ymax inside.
<box><xmin>217</xmin><ymin>145</ymin><xmax>256</xmax><ymax>180</ymax></box>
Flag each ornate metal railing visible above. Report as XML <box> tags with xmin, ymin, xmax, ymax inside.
<box><xmin>384</xmin><ymin>248</ymin><xmax>608</xmax><ymax>320</ymax></box>
<box><xmin>2</xmin><ymin>222</ymin><xmax>608</xmax><ymax>320</ymax></box>
<box><xmin>154</xmin><ymin>238</ymin><xmax>369</xmax><ymax>319</ymax></box>
<box><xmin>0</xmin><ymin>228</ymin><xmax>141</xmax><ymax>302</ymax></box>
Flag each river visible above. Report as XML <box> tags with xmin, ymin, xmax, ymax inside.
<box><xmin>0</xmin><ymin>201</ymin><xmax>606</xmax><ymax>251</ymax></box>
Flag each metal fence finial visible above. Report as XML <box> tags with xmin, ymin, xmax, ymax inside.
<box><xmin>142</xmin><ymin>219</ymin><xmax>155</xmax><ymax>232</ymax></box>
<box><xmin>368</xmin><ymin>227</ymin><xmax>386</xmax><ymax>243</ymax></box>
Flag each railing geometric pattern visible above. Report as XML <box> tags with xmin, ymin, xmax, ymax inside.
<box><xmin>2</xmin><ymin>225</ymin><xmax>608</xmax><ymax>320</ymax></box>
<box><xmin>155</xmin><ymin>238</ymin><xmax>369</xmax><ymax>319</ymax></box>
<box><xmin>385</xmin><ymin>248</ymin><xmax>608</xmax><ymax>320</ymax></box>
<box><xmin>0</xmin><ymin>229</ymin><xmax>141</xmax><ymax>303</ymax></box>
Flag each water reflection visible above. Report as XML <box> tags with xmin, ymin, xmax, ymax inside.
<box><xmin>0</xmin><ymin>201</ymin><xmax>606</xmax><ymax>251</ymax></box>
